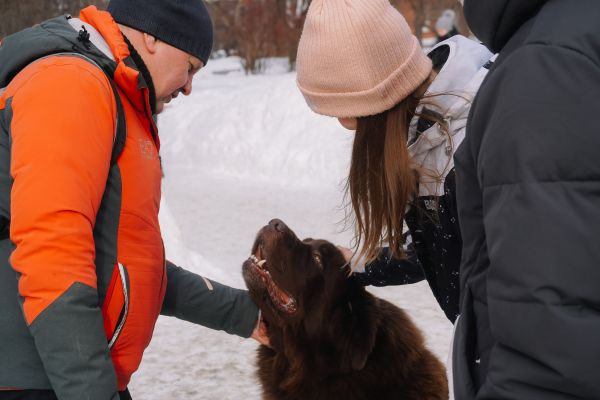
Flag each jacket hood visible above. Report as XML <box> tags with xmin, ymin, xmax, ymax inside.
<box><xmin>408</xmin><ymin>35</ymin><xmax>493</xmax><ymax>196</ymax></box>
<box><xmin>409</xmin><ymin>35</ymin><xmax>492</xmax><ymax>157</ymax></box>
<box><xmin>463</xmin><ymin>0</ymin><xmax>547</xmax><ymax>52</ymax></box>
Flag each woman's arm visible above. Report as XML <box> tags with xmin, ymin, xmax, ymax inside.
<box><xmin>352</xmin><ymin>242</ymin><xmax>425</xmax><ymax>286</ymax></box>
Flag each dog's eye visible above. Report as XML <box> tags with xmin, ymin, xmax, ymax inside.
<box><xmin>313</xmin><ymin>252</ymin><xmax>323</xmax><ymax>269</ymax></box>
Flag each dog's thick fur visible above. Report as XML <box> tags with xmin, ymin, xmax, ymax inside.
<box><xmin>242</xmin><ymin>219</ymin><xmax>448</xmax><ymax>400</ymax></box>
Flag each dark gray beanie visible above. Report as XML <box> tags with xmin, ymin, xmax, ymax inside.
<box><xmin>108</xmin><ymin>0</ymin><xmax>213</xmax><ymax>65</ymax></box>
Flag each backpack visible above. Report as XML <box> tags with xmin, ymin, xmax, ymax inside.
<box><xmin>0</xmin><ymin>19</ymin><xmax>127</xmax><ymax>240</ymax></box>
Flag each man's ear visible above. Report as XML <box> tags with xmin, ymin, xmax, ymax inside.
<box><xmin>143</xmin><ymin>33</ymin><xmax>158</xmax><ymax>54</ymax></box>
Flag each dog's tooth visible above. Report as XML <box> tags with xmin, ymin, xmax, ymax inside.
<box><xmin>257</xmin><ymin>259</ymin><xmax>267</xmax><ymax>268</ymax></box>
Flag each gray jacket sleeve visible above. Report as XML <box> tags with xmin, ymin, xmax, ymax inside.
<box><xmin>476</xmin><ymin>44</ymin><xmax>600</xmax><ymax>399</ymax></box>
<box><xmin>27</xmin><ymin>283</ymin><xmax>119</xmax><ymax>400</ymax></box>
<box><xmin>161</xmin><ymin>260</ymin><xmax>259</xmax><ymax>338</ymax></box>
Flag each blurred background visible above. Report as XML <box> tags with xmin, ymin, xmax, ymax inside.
<box><xmin>1</xmin><ymin>0</ymin><xmax>469</xmax><ymax>73</ymax></box>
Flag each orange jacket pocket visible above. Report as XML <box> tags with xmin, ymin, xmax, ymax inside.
<box><xmin>101</xmin><ymin>263</ymin><xmax>130</xmax><ymax>349</ymax></box>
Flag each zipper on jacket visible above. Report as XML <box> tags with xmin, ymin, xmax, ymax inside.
<box><xmin>108</xmin><ymin>262</ymin><xmax>130</xmax><ymax>349</ymax></box>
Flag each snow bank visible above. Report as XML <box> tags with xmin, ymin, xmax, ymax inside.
<box><xmin>158</xmin><ymin>57</ymin><xmax>354</xmax><ymax>188</ymax></box>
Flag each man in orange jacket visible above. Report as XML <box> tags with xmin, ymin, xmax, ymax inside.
<box><xmin>0</xmin><ymin>1</ymin><xmax>265</xmax><ymax>399</ymax></box>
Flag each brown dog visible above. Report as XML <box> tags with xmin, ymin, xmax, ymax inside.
<box><xmin>242</xmin><ymin>219</ymin><xmax>448</xmax><ymax>400</ymax></box>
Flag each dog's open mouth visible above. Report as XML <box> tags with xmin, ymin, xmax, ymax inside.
<box><xmin>247</xmin><ymin>252</ymin><xmax>297</xmax><ymax>315</ymax></box>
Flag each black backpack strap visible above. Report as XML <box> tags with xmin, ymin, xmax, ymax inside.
<box><xmin>0</xmin><ymin>53</ymin><xmax>126</xmax><ymax>241</ymax></box>
<box><xmin>53</xmin><ymin>52</ymin><xmax>127</xmax><ymax>165</ymax></box>
<box><xmin>106</xmin><ymin>78</ymin><xmax>126</xmax><ymax>166</ymax></box>
<box><xmin>20</xmin><ymin>51</ymin><xmax>127</xmax><ymax>165</ymax></box>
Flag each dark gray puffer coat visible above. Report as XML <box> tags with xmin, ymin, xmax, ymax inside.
<box><xmin>453</xmin><ymin>0</ymin><xmax>600</xmax><ymax>399</ymax></box>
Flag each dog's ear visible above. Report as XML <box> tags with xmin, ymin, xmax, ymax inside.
<box><xmin>338</xmin><ymin>289</ymin><xmax>380</xmax><ymax>372</ymax></box>
<box><xmin>302</xmin><ymin>280</ymin><xmax>327</xmax><ymax>337</ymax></box>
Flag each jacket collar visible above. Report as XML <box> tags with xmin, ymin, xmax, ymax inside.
<box><xmin>121</xmin><ymin>34</ymin><xmax>157</xmax><ymax>116</ymax></box>
<box><xmin>79</xmin><ymin>6</ymin><xmax>157</xmax><ymax>120</ymax></box>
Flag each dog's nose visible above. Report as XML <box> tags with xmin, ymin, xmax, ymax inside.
<box><xmin>269</xmin><ymin>219</ymin><xmax>287</xmax><ymax>232</ymax></box>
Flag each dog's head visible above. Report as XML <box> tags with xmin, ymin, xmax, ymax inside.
<box><xmin>242</xmin><ymin>219</ymin><xmax>379</xmax><ymax>372</ymax></box>
<box><xmin>242</xmin><ymin>219</ymin><xmax>350</xmax><ymax>324</ymax></box>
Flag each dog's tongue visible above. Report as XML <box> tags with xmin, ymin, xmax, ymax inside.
<box><xmin>268</xmin><ymin>280</ymin><xmax>297</xmax><ymax>314</ymax></box>
<box><xmin>277</xmin><ymin>290</ymin><xmax>290</xmax><ymax>306</ymax></box>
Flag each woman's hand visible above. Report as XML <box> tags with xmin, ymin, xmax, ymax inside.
<box><xmin>337</xmin><ymin>245</ymin><xmax>354</xmax><ymax>264</ymax></box>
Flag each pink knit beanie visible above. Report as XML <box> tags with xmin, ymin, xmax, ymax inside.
<box><xmin>296</xmin><ymin>0</ymin><xmax>433</xmax><ymax>118</ymax></box>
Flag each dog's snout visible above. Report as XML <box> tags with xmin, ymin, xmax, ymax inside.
<box><xmin>269</xmin><ymin>219</ymin><xmax>287</xmax><ymax>232</ymax></box>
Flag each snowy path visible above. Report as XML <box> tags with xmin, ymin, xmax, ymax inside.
<box><xmin>128</xmin><ymin>58</ymin><xmax>453</xmax><ymax>399</ymax></box>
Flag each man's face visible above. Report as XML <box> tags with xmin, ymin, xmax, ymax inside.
<box><xmin>147</xmin><ymin>40</ymin><xmax>203</xmax><ymax>114</ymax></box>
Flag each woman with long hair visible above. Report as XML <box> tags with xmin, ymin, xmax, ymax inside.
<box><xmin>296</xmin><ymin>0</ymin><xmax>493</xmax><ymax>323</ymax></box>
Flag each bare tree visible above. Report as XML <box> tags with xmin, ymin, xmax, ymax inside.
<box><xmin>206</xmin><ymin>0</ymin><xmax>310</xmax><ymax>72</ymax></box>
<box><xmin>203</xmin><ymin>0</ymin><xmax>469</xmax><ymax>74</ymax></box>
<box><xmin>206</xmin><ymin>0</ymin><xmax>276</xmax><ymax>73</ymax></box>
<box><xmin>206</xmin><ymin>0</ymin><xmax>239</xmax><ymax>56</ymax></box>
<box><xmin>282</xmin><ymin>0</ymin><xmax>310</xmax><ymax>69</ymax></box>
<box><xmin>233</xmin><ymin>0</ymin><xmax>278</xmax><ymax>73</ymax></box>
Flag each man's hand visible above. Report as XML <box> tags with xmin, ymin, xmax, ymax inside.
<box><xmin>251</xmin><ymin>311</ymin><xmax>270</xmax><ymax>347</ymax></box>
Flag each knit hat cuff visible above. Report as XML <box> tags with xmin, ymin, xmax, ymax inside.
<box><xmin>108</xmin><ymin>0</ymin><xmax>213</xmax><ymax>65</ymax></box>
<box><xmin>129</xmin><ymin>17</ymin><xmax>211</xmax><ymax>64</ymax></box>
<box><xmin>297</xmin><ymin>39</ymin><xmax>433</xmax><ymax>118</ymax></box>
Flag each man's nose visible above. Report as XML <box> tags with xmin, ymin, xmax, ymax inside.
<box><xmin>182</xmin><ymin>79</ymin><xmax>193</xmax><ymax>96</ymax></box>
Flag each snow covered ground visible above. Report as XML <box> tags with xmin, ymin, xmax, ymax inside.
<box><xmin>128</xmin><ymin>57</ymin><xmax>453</xmax><ymax>399</ymax></box>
